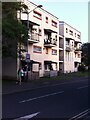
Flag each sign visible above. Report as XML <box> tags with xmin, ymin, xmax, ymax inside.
<box><xmin>26</xmin><ymin>53</ymin><xmax>30</xmax><ymax>62</ymax></box>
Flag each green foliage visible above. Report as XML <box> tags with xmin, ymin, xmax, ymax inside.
<box><xmin>2</xmin><ymin>2</ymin><xmax>28</xmax><ymax>19</ymax></box>
<box><xmin>2</xmin><ymin>2</ymin><xmax>28</xmax><ymax>57</ymax></box>
<box><xmin>81</xmin><ymin>42</ymin><xmax>90</xmax><ymax>66</ymax></box>
<box><xmin>78</xmin><ymin>64</ymin><xmax>86</xmax><ymax>72</ymax></box>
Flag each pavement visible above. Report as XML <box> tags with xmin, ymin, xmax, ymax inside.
<box><xmin>2</xmin><ymin>75</ymin><xmax>89</xmax><ymax>95</ymax></box>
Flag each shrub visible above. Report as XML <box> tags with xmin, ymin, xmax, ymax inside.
<box><xmin>78</xmin><ymin>64</ymin><xmax>86</xmax><ymax>72</ymax></box>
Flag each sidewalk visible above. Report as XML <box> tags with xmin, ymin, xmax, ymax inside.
<box><xmin>2</xmin><ymin>75</ymin><xmax>88</xmax><ymax>95</ymax></box>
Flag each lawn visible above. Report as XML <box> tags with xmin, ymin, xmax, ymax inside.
<box><xmin>2</xmin><ymin>71</ymin><xmax>89</xmax><ymax>84</ymax></box>
<box><xmin>32</xmin><ymin>71</ymin><xmax>88</xmax><ymax>84</ymax></box>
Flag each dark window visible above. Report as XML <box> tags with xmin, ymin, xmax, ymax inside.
<box><xmin>46</xmin><ymin>17</ymin><xmax>48</xmax><ymax>23</ymax></box>
<box><xmin>52</xmin><ymin>20</ymin><xmax>57</xmax><ymax>27</ymax></box>
<box><xmin>33</xmin><ymin>10</ymin><xmax>42</xmax><ymax>20</ymax></box>
<box><xmin>66</xmin><ymin>28</ymin><xmax>68</xmax><ymax>33</ymax></box>
<box><xmin>33</xmin><ymin>46</ymin><xmax>42</xmax><ymax>53</ymax></box>
<box><xmin>52</xmin><ymin>49</ymin><xmax>57</xmax><ymax>55</ymax></box>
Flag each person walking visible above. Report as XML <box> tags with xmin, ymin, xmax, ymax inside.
<box><xmin>16</xmin><ymin>67</ymin><xmax>24</xmax><ymax>85</ymax></box>
<box><xmin>20</xmin><ymin>67</ymin><xmax>24</xmax><ymax>83</ymax></box>
<box><xmin>23</xmin><ymin>65</ymin><xmax>28</xmax><ymax>82</ymax></box>
<box><xmin>16</xmin><ymin>68</ymin><xmax>22</xmax><ymax>85</ymax></box>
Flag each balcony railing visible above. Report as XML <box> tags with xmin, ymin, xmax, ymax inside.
<box><xmin>66</xmin><ymin>45</ymin><xmax>71</xmax><ymax>52</ymax></box>
<box><xmin>44</xmin><ymin>70</ymin><xmax>58</xmax><ymax>77</ymax></box>
<box><xmin>74</xmin><ymin>57</ymin><xmax>81</xmax><ymax>63</ymax></box>
<box><xmin>28</xmin><ymin>32</ymin><xmax>39</xmax><ymax>43</ymax></box>
<box><xmin>74</xmin><ymin>47</ymin><xmax>81</xmax><ymax>52</ymax></box>
<box><xmin>44</xmin><ymin>38</ymin><xmax>57</xmax><ymax>47</ymax></box>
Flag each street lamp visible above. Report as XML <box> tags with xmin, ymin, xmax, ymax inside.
<box><xmin>24</xmin><ymin>5</ymin><xmax>43</xmax><ymax>80</ymax></box>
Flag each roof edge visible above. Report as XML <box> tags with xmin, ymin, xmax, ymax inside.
<box><xmin>59</xmin><ymin>21</ymin><xmax>81</xmax><ymax>33</ymax></box>
<box><xmin>26</xmin><ymin>0</ymin><xmax>59</xmax><ymax>20</ymax></box>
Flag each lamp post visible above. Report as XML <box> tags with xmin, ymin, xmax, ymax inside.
<box><xmin>25</xmin><ymin>5</ymin><xmax>43</xmax><ymax>80</ymax></box>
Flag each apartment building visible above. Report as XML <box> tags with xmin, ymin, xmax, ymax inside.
<box><xmin>17</xmin><ymin>0</ymin><xmax>60</xmax><ymax>79</ymax></box>
<box><xmin>17</xmin><ymin>0</ymin><xmax>81</xmax><ymax>80</ymax></box>
<box><xmin>59</xmin><ymin>21</ymin><xmax>82</xmax><ymax>73</ymax></box>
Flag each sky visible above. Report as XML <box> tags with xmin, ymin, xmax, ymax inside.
<box><xmin>29</xmin><ymin>0</ymin><xmax>88</xmax><ymax>44</ymax></box>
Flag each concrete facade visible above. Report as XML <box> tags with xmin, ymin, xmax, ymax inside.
<box><xmin>59</xmin><ymin>21</ymin><xmax>81</xmax><ymax>73</ymax></box>
<box><xmin>17</xmin><ymin>0</ymin><xmax>81</xmax><ymax>78</ymax></box>
<box><xmin>17</xmin><ymin>0</ymin><xmax>60</xmax><ymax>78</ymax></box>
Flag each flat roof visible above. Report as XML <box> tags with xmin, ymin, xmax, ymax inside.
<box><xmin>59</xmin><ymin>21</ymin><xmax>81</xmax><ymax>34</ymax></box>
<box><xmin>26</xmin><ymin>0</ymin><xmax>59</xmax><ymax>19</ymax></box>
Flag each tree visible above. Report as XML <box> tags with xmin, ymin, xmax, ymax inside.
<box><xmin>81</xmin><ymin>42</ymin><xmax>90</xmax><ymax>68</ymax></box>
<box><xmin>2</xmin><ymin>2</ymin><xmax>28</xmax><ymax>57</ymax></box>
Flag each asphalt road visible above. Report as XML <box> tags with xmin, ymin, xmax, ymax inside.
<box><xmin>2</xmin><ymin>77</ymin><xmax>90</xmax><ymax>120</ymax></box>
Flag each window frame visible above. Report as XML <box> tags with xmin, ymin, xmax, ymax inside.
<box><xmin>52</xmin><ymin>49</ymin><xmax>57</xmax><ymax>55</ymax></box>
<box><xmin>33</xmin><ymin>10</ymin><xmax>42</xmax><ymax>20</ymax></box>
<box><xmin>51</xmin><ymin>20</ymin><xmax>57</xmax><ymax>28</ymax></box>
<box><xmin>33</xmin><ymin>45</ymin><xmax>42</xmax><ymax>54</ymax></box>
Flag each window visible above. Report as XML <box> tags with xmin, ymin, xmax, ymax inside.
<box><xmin>52</xmin><ymin>49</ymin><xmax>57</xmax><ymax>55</ymax></box>
<box><xmin>72</xmin><ymin>41</ymin><xmax>74</xmax><ymax>47</ymax></box>
<box><xmin>33</xmin><ymin>10</ymin><xmax>42</xmax><ymax>20</ymax></box>
<box><xmin>66</xmin><ymin>28</ymin><xmax>68</xmax><ymax>33</ymax></box>
<box><xmin>46</xmin><ymin>48</ymin><xmax>48</xmax><ymax>54</ymax></box>
<box><xmin>44</xmin><ymin>64</ymin><xmax>48</xmax><ymax>70</ymax></box>
<box><xmin>77</xmin><ymin>34</ymin><xmax>80</xmax><ymax>39</ymax></box>
<box><xmin>79</xmin><ymin>44</ymin><xmax>81</xmax><ymax>49</ymax></box>
<box><xmin>39</xmin><ymin>63</ymin><xmax>42</xmax><ymax>70</ymax></box>
<box><xmin>52</xmin><ymin>20</ymin><xmax>57</xmax><ymax>28</ymax></box>
<box><xmin>39</xmin><ymin>29</ymin><xmax>42</xmax><ymax>36</ymax></box>
<box><xmin>75</xmin><ymin>33</ymin><xmax>76</xmax><ymax>37</ymax></box>
<box><xmin>69</xmin><ymin>30</ymin><xmax>73</xmax><ymax>36</ymax></box>
<box><xmin>78</xmin><ymin>54</ymin><xmax>81</xmax><ymax>58</ymax></box>
<box><xmin>32</xmin><ymin>27</ymin><xmax>37</xmax><ymax>33</ymax></box>
<box><xmin>46</xmin><ymin>17</ymin><xmax>48</xmax><ymax>23</ymax></box>
<box><xmin>66</xmin><ymin>40</ymin><xmax>69</xmax><ymax>46</ymax></box>
<box><xmin>33</xmin><ymin>46</ymin><xmax>42</xmax><ymax>53</ymax></box>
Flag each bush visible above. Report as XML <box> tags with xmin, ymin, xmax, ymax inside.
<box><xmin>78</xmin><ymin>64</ymin><xmax>86</xmax><ymax>72</ymax></box>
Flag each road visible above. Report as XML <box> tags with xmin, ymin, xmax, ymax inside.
<box><xmin>2</xmin><ymin>77</ymin><xmax>90</xmax><ymax>119</ymax></box>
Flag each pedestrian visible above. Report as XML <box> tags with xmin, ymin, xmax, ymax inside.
<box><xmin>23</xmin><ymin>65</ymin><xmax>28</xmax><ymax>82</ymax></box>
<box><xmin>16</xmin><ymin>68</ymin><xmax>22</xmax><ymax>85</ymax></box>
<box><xmin>20</xmin><ymin>67</ymin><xmax>25</xmax><ymax>82</ymax></box>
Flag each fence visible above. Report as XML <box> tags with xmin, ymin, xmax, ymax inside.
<box><xmin>44</xmin><ymin>70</ymin><xmax>58</xmax><ymax>77</ymax></box>
<box><xmin>28</xmin><ymin>71</ymin><xmax>39</xmax><ymax>81</ymax></box>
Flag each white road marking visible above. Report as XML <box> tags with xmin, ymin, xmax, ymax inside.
<box><xmin>77</xmin><ymin>85</ymin><xmax>89</xmax><ymax>90</ymax></box>
<box><xmin>14</xmin><ymin>112</ymin><xmax>40</xmax><ymax>120</ymax></box>
<box><xmin>69</xmin><ymin>109</ymin><xmax>90</xmax><ymax>120</ymax></box>
<box><xmin>19</xmin><ymin>91</ymin><xmax>64</xmax><ymax>103</ymax></box>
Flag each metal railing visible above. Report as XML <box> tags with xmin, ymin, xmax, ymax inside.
<box><xmin>66</xmin><ymin>46</ymin><xmax>71</xmax><ymax>51</ymax></box>
<box><xmin>74</xmin><ymin>47</ymin><xmax>81</xmax><ymax>51</ymax></box>
<box><xmin>44</xmin><ymin>38</ymin><xmax>57</xmax><ymax>46</ymax></box>
<box><xmin>28</xmin><ymin>32</ymin><xmax>39</xmax><ymax>42</ymax></box>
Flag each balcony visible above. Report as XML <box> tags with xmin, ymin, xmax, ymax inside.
<box><xmin>66</xmin><ymin>45</ymin><xmax>71</xmax><ymax>52</ymax></box>
<box><xmin>28</xmin><ymin>32</ymin><xmax>39</xmax><ymax>43</ymax></box>
<box><xmin>44</xmin><ymin>38</ymin><xmax>57</xmax><ymax>47</ymax></box>
<box><xmin>74</xmin><ymin>57</ymin><xmax>81</xmax><ymax>63</ymax></box>
<box><xmin>74</xmin><ymin>47</ymin><xmax>81</xmax><ymax>52</ymax></box>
